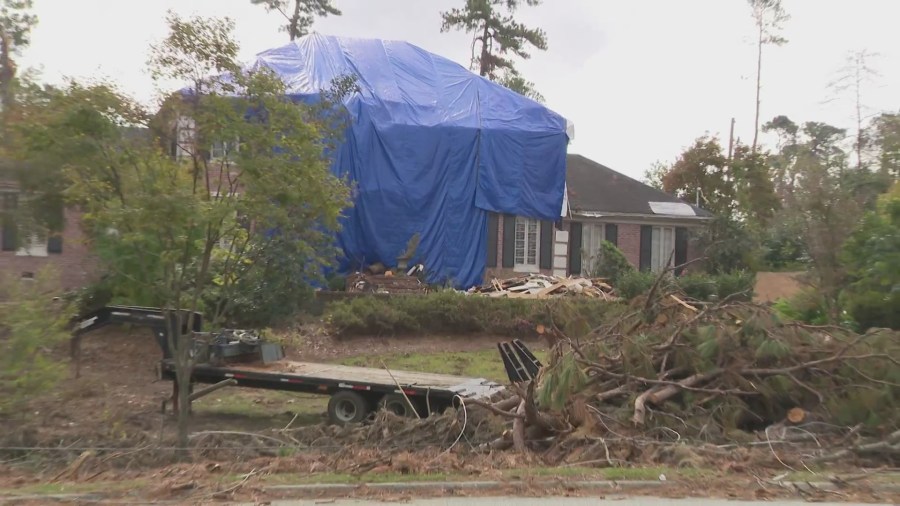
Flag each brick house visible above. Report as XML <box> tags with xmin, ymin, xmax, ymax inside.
<box><xmin>484</xmin><ymin>154</ymin><xmax>712</xmax><ymax>280</ymax></box>
<box><xmin>0</xmin><ymin>179</ymin><xmax>95</xmax><ymax>290</ymax></box>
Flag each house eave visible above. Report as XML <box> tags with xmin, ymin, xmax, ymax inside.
<box><xmin>569</xmin><ymin>210</ymin><xmax>713</xmax><ymax>223</ymax></box>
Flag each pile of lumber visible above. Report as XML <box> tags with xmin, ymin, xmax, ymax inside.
<box><xmin>346</xmin><ymin>273</ymin><xmax>428</xmax><ymax>294</ymax></box>
<box><xmin>470</xmin><ymin>274</ymin><xmax>617</xmax><ymax>300</ymax></box>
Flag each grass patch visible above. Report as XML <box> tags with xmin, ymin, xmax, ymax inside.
<box><xmin>324</xmin><ymin>291</ymin><xmax>624</xmax><ymax>337</ymax></box>
<box><xmin>192</xmin><ymin>390</ymin><xmax>327</xmax><ymax>424</ymax></box>
<box><xmin>0</xmin><ymin>478</ymin><xmax>149</xmax><ymax>496</ymax></box>
<box><xmin>339</xmin><ymin>348</ymin><xmax>547</xmax><ymax>382</ymax></box>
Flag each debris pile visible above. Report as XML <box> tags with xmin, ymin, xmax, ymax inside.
<box><xmin>346</xmin><ymin>272</ymin><xmax>428</xmax><ymax>294</ymax></box>
<box><xmin>470</xmin><ymin>274</ymin><xmax>617</xmax><ymax>300</ymax></box>
<box><xmin>467</xmin><ymin>282</ymin><xmax>900</xmax><ymax>467</ymax></box>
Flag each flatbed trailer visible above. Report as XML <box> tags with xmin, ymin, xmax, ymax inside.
<box><xmin>159</xmin><ymin>358</ymin><xmax>504</xmax><ymax>423</ymax></box>
<box><xmin>75</xmin><ymin>306</ymin><xmax>536</xmax><ymax>425</ymax></box>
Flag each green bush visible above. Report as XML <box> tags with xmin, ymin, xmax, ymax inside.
<box><xmin>0</xmin><ymin>268</ymin><xmax>73</xmax><ymax>415</ymax></box>
<box><xmin>772</xmin><ymin>289</ymin><xmax>829</xmax><ymax>325</ymax></box>
<box><xmin>677</xmin><ymin>273</ymin><xmax>717</xmax><ymax>301</ymax></box>
<box><xmin>616</xmin><ymin>271</ymin><xmax>657</xmax><ymax>300</ymax></box>
<box><xmin>616</xmin><ymin>270</ymin><xmax>755</xmax><ymax>302</ymax></box>
<box><xmin>325</xmin><ymin>291</ymin><xmax>623</xmax><ymax>337</ymax></box>
<box><xmin>843</xmin><ymin>291</ymin><xmax>900</xmax><ymax>330</ymax></box>
<box><xmin>588</xmin><ymin>240</ymin><xmax>635</xmax><ymax>284</ymax></box>
<box><xmin>713</xmin><ymin>271</ymin><xmax>755</xmax><ymax>301</ymax></box>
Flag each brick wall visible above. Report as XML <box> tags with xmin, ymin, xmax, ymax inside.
<box><xmin>616</xmin><ymin>223</ymin><xmax>642</xmax><ymax>269</ymax></box>
<box><xmin>0</xmin><ymin>208</ymin><xmax>96</xmax><ymax>291</ymax></box>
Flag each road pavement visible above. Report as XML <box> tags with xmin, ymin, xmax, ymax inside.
<box><xmin>260</xmin><ymin>497</ymin><xmax>892</xmax><ymax>506</ymax></box>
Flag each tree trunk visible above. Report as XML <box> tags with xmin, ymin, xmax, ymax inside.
<box><xmin>175</xmin><ymin>328</ymin><xmax>192</xmax><ymax>450</ymax></box>
<box><xmin>0</xmin><ymin>30</ymin><xmax>15</xmax><ymax>114</ymax></box>
<box><xmin>289</xmin><ymin>0</ymin><xmax>302</xmax><ymax>41</ymax></box>
<box><xmin>479</xmin><ymin>18</ymin><xmax>491</xmax><ymax>78</ymax></box>
<box><xmin>752</xmin><ymin>25</ymin><xmax>763</xmax><ymax>154</ymax></box>
<box><xmin>855</xmin><ymin>62</ymin><xmax>863</xmax><ymax>171</ymax></box>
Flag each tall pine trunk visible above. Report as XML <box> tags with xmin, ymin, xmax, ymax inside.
<box><xmin>752</xmin><ymin>24</ymin><xmax>763</xmax><ymax>154</ymax></box>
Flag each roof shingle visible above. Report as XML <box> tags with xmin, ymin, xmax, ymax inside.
<box><xmin>565</xmin><ymin>154</ymin><xmax>712</xmax><ymax>218</ymax></box>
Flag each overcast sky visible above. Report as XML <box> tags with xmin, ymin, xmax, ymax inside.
<box><xmin>18</xmin><ymin>0</ymin><xmax>900</xmax><ymax>179</ymax></box>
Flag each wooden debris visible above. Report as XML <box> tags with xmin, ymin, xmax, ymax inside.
<box><xmin>470</xmin><ymin>274</ymin><xmax>618</xmax><ymax>300</ymax></box>
<box><xmin>346</xmin><ymin>273</ymin><xmax>427</xmax><ymax>294</ymax></box>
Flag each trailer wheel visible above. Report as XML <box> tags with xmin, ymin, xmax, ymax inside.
<box><xmin>327</xmin><ymin>391</ymin><xmax>371</xmax><ymax>425</ymax></box>
<box><xmin>380</xmin><ymin>394</ymin><xmax>419</xmax><ymax>418</ymax></box>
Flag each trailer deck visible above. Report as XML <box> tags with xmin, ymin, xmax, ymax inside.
<box><xmin>160</xmin><ymin>359</ymin><xmax>504</xmax><ymax>411</ymax></box>
<box><xmin>77</xmin><ymin>305</ymin><xmax>539</xmax><ymax>425</ymax></box>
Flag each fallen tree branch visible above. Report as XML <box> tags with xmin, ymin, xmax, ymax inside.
<box><xmin>633</xmin><ymin>370</ymin><xmax>724</xmax><ymax>425</ymax></box>
<box><xmin>467</xmin><ymin>398</ymin><xmax>525</xmax><ymax>419</ymax></box>
<box><xmin>810</xmin><ymin>430</ymin><xmax>900</xmax><ymax>464</ymax></box>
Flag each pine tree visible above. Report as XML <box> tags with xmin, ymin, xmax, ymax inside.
<box><xmin>441</xmin><ymin>0</ymin><xmax>547</xmax><ymax>102</ymax></box>
<box><xmin>251</xmin><ymin>0</ymin><xmax>340</xmax><ymax>41</ymax></box>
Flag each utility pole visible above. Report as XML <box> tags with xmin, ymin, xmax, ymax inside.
<box><xmin>728</xmin><ymin>117</ymin><xmax>736</xmax><ymax>163</ymax></box>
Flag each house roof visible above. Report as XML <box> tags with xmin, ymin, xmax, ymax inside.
<box><xmin>565</xmin><ymin>154</ymin><xmax>712</xmax><ymax>219</ymax></box>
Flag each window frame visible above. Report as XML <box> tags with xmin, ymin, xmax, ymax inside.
<box><xmin>513</xmin><ymin>216</ymin><xmax>541</xmax><ymax>273</ymax></box>
<box><xmin>650</xmin><ymin>225</ymin><xmax>676</xmax><ymax>273</ymax></box>
<box><xmin>580</xmin><ymin>222</ymin><xmax>605</xmax><ymax>275</ymax></box>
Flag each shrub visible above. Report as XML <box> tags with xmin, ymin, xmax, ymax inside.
<box><xmin>588</xmin><ymin>241</ymin><xmax>635</xmax><ymax>284</ymax></box>
<box><xmin>677</xmin><ymin>273</ymin><xmax>717</xmax><ymax>301</ymax></box>
<box><xmin>325</xmin><ymin>291</ymin><xmax>623</xmax><ymax>337</ymax></box>
<box><xmin>616</xmin><ymin>271</ymin><xmax>657</xmax><ymax>300</ymax></box>
<box><xmin>0</xmin><ymin>268</ymin><xmax>73</xmax><ymax>415</ymax></box>
<box><xmin>713</xmin><ymin>271</ymin><xmax>755</xmax><ymax>301</ymax></box>
<box><xmin>772</xmin><ymin>289</ymin><xmax>829</xmax><ymax>325</ymax></box>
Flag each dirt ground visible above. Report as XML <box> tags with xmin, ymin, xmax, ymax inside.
<box><xmin>753</xmin><ymin>271</ymin><xmax>805</xmax><ymax>303</ymax></box>
<box><xmin>1</xmin><ymin>326</ymin><xmax>896</xmax><ymax>504</ymax></box>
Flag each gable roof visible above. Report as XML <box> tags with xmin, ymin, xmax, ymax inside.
<box><xmin>565</xmin><ymin>154</ymin><xmax>712</xmax><ymax>218</ymax></box>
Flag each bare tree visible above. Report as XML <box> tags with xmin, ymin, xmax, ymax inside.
<box><xmin>748</xmin><ymin>0</ymin><xmax>789</xmax><ymax>154</ymax></box>
<box><xmin>826</xmin><ymin>49</ymin><xmax>881</xmax><ymax>171</ymax></box>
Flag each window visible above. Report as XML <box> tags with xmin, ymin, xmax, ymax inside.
<box><xmin>580</xmin><ymin>223</ymin><xmax>604</xmax><ymax>275</ymax></box>
<box><xmin>174</xmin><ymin>116</ymin><xmax>196</xmax><ymax>160</ymax></box>
<box><xmin>650</xmin><ymin>226</ymin><xmax>675</xmax><ymax>273</ymax></box>
<box><xmin>1</xmin><ymin>191</ymin><xmax>17</xmax><ymax>251</ymax></box>
<box><xmin>210</xmin><ymin>139</ymin><xmax>240</xmax><ymax>160</ymax></box>
<box><xmin>514</xmin><ymin>216</ymin><xmax>540</xmax><ymax>272</ymax></box>
<box><xmin>17</xmin><ymin>235</ymin><xmax>48</xmax><ymax>257</ymax></box>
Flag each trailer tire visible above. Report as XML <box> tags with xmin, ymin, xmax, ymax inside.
<box><xmin>327</xmin><ymin>391</ymin><xmax>371</xmax><ymax>425</ymax></box>
<box><xmin>380</xmin><ymin>393</ymin><xmax>419</xmax><ymax>418</ymax></box>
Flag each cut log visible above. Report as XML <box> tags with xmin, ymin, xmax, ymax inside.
<box><xmin>786</xmin><ymin>407</ymin><xmax>806</xmax><ymax>424</ymax></box>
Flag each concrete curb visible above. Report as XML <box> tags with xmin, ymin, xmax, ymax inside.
<box><xmin>265</xmin><ymin>479</ymin><xmax>900</xmax><ymax>496</ymax></box>
<box><xmin>0</xmin><ymin>493</ymin><xmax>104</xmax><ymax>503</ymax></box>
<box><xmin>266</xmin><ymin>479</ymin><xmax>669</xmax><ymax>493</ymax></box>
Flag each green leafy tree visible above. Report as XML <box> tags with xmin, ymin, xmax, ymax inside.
<box><xmin>747</xmin><ymin>0</ymin><xmax>789</xmax><ymax>153</ymax></box>
<box><xmin>658</xmin><ymin>137</ymin><xmax>778</xmax><ymax>272</ymax></box>
<box><xmin>251</xmin><ymin>0</ymin><xmax>340</xmax><ymax>41</ymax></box>
<box><xmin>765</xmin><ymin>117</ymin><xmax>869</xmax><ymax>321</ymax></box>
<box><xmin>0</xmin><ymin>0</ymin><xmax>36</xmax><ymax>113</ymax></box>
<box><xmin>662</xmin><ymin>136</ymin><xmax>733</xmax><ymax>216</ymax></box>
<box><xmin>17</xmin><ymin>14</ymin><xmax>350</xmax><ymax>447</ymax></box>
<box><xmin>842</xmin><ymin>182</ymin><xmax>900</xmax><ymax>329</ymax></box>
<box><xmin>0</xmin><ymin>268</ymin><xmax>72</xmax><ymax>416</ymax></box>
<box><xmin>642</xmin><ymin>161</ymin><xmax>668</xmax><ymax>190</ymax></box>
<box><xmin>441</xmin><ymin>0</ymin><xmax>547</xmax><ymax>101</ymax></box>
<box><xmin>870</xmin><ymin>112</ymin><xmax>900</xmax><ymax>178</ymax></box>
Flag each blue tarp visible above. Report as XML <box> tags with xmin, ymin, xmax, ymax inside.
<box><xmin>250</xmin><ymin>34</ymin><xmax>571</xmax><ymax>288</ymax></box>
